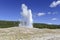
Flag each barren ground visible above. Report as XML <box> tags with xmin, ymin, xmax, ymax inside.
<box><xmin>0</xmin><ymin>27</ymin><xmax>60</xmax><ymax>40</ymax></box>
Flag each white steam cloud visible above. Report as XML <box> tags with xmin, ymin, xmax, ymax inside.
<box><xmin>19</xmin><ymin>4</ymin><xmax>33</xmax><ymax>28</ymax></box>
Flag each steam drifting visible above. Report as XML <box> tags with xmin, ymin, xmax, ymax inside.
<box><xmin>19</xmin><ymin>4</ymin><xmax>33</xmax><ymax>28</ymax></box>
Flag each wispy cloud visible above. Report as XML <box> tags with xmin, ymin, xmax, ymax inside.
<box><xmin>47</xmin><ymin>23</ymin><xmax>52</xmax><ymax>25</ymax></box>
<box><xmin>50</xmin><ymin>0</ymin><xmax>60</xmax><ymax>7</ymax></box>
<box><xmin>52</xmin><ymin>12</ymin><xmax>58</xmax><ymax>15</ymax></box>
<box><xmin>37</xmin><ymin>13</ymin><xmax>45</xmax><ymax>16</ymax></box>
<box><xmin>37</xmin><ymin>12</ymin><xmax>57</xmax><ymax>17</ymax></box>
<box><xmin>48</xmin><ymin>12</ymin><xmax>58</xmax><ymax>15</ymax></box>
<box><xmin>48</xmin><ymin>12</ymin><xmax>51</xmax><ymax>14</ymax></box>
<box><xmin>51</xmin><ymin>18</ymin><xmax>58</xmax><ymax>21</ymax></box>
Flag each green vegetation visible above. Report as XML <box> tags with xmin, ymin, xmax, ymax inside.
<box><xmin>0</xmin><ymin>20</ymin><xmax>19</xmax><ymax>28</ymax></box>
<box><xmin>33</xmin><ymin>23</ymin><xmax>60</xmax><ymax>29</ymax></box>
<box><xmin>0</xmin><ymin>20</ymin><xmax>60</xmax><ymax>29</ymax></box>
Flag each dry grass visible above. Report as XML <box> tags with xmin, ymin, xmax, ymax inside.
<box><xmin>0</xmin><ymin>27</ymin><xmax>60</xmax><ymax>40</ymax></box>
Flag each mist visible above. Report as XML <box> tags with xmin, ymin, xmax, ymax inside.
<box><xmin>19</xmin><ymin>4</ymin><xmax>33</xmax><ymax>28</ymax></box>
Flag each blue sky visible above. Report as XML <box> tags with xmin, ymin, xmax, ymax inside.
<box><xmin>0</xmin><ymin>0</ymin><xmax>60</xmax><ymax>24</ymax></box>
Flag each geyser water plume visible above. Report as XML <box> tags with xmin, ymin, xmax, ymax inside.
<box><xmin>19</xmin><ymin>4</ymin><xmax>33</xmax><ymax>28</ymax></box>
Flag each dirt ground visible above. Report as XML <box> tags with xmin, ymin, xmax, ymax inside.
<box><xmin>0</xmin><ymin>27</ymin><xmax>60</xmax><ymax>40</ymax></box>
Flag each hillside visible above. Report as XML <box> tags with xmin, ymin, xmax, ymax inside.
<box><xmin>0</xmin><ymin>20</ymin><xmax>60</xmax><ymax>29</ymax></box>
<box><xmin>0</xmin><ymin>27</ymin><xmax>60</xmax><ymax>40</ymax></box>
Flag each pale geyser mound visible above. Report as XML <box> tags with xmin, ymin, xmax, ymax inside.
<box><xmin>0</xmin><ymin>27</ymin><xmax>60</xmax><ymax>40</ymax></box>
<box><xmin>19</xmin><ymin>4</ymin><xmax>33</xmax><ymax>28</ymax></box>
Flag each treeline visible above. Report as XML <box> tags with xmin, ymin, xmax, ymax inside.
<box><xmin>33</xmin><ymin>23</ymin><xmax>60</xmax><ymax>29</ymax></box>
<box><xmin>0</xmin><ymin>20</ymin><xmax>19</xmax><ymax>28</ymax></box>
<box><xmin>0</xmin><ymin>20</ymin><xmax>60</xmax><ymax>29</ymax></box>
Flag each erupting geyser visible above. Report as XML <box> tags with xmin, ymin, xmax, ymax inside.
<box><xmin>19</xmin><ymin>4</ymin><xmax>33</xmax><ymax>28</ymax></box>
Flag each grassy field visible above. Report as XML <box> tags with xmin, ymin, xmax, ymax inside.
<box><xmin>0</xmin><ymin>20</ymin><xmax>60</xmax><ymax>29</ymax></box>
